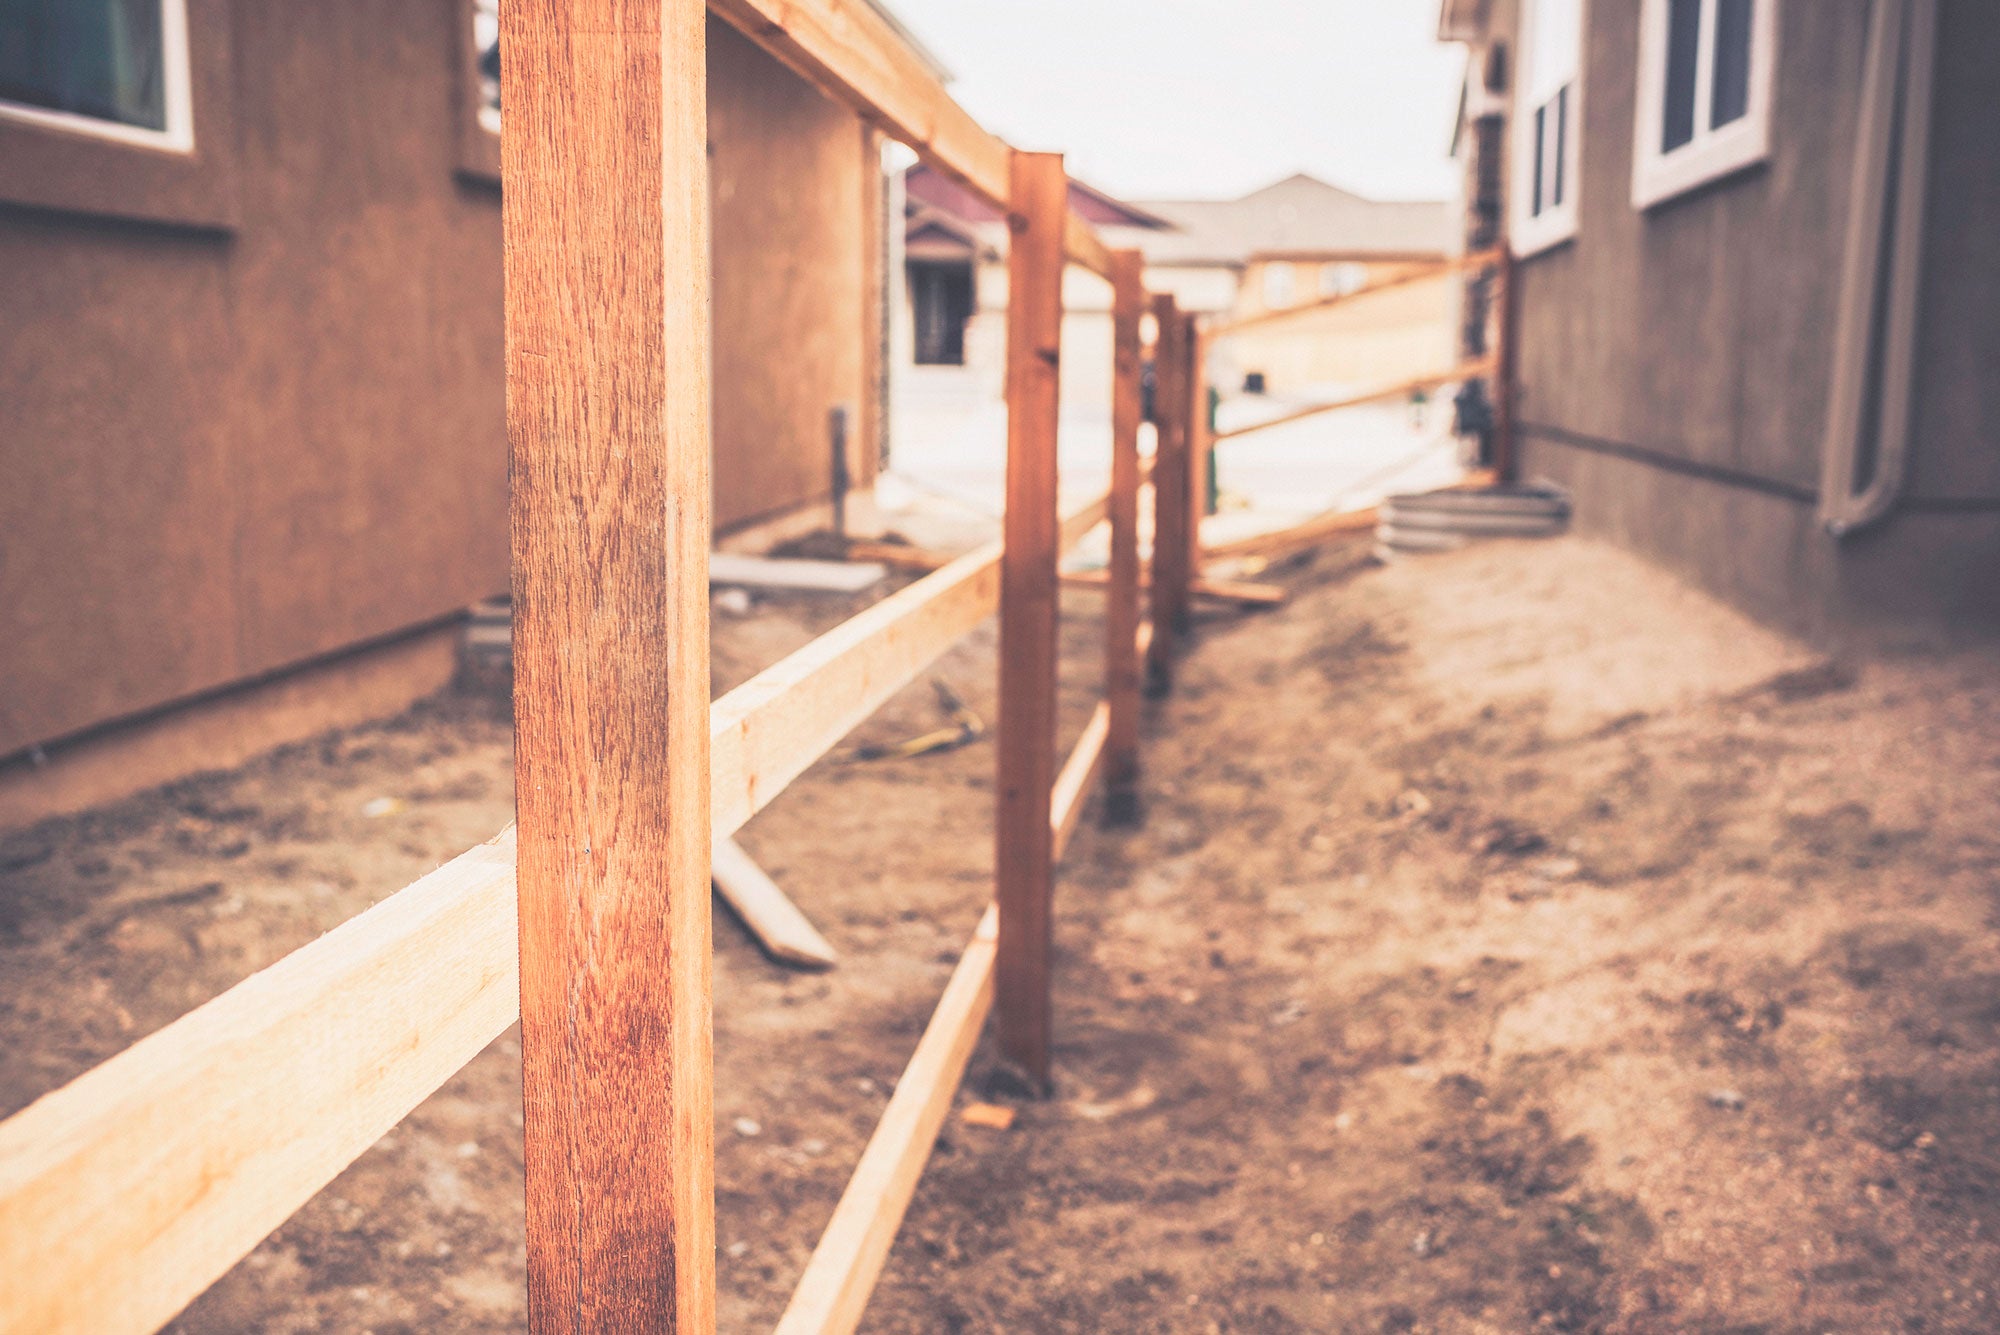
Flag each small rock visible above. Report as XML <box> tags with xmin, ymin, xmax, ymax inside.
<box><xmin>360</xmin><ymin>796</ymin><xmax>401</xmax><ymax>818</ymax></box>
<box><xmin>712</xmin><ymin>588</ymin><xmax>754</xmax><ymax>617</ymax></box>
<box><xmin>733</xmin><ymin>1116</ymin><xmax>762</xmax><ymax>1138</ymax></box>
<box><xmin>1412</xmin><ymin>1230</ymin><xmax>1433</xmax><ymax>1257</ymax></box>
<box><xmin>1708</xmin><ymin>1089</ymin><xmax>1746</xmax><ymax>1111</ymax></box>
<box><xmin>726</xmin><ymin>1240</ymin><xmax>750</xmax><ymax>1259</ymax></box>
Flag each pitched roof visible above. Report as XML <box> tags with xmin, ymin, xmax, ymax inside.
<box><xmin>1135</xmin><ymin>173</ymin><xmax>1454</xmax><ymax>266</ymax></box>
<box><xmin>903</xmin><ymin>163</ymin><xmax>1172</xmax><ymax>230</ymax></box>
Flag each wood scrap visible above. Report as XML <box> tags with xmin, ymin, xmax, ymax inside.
<box><xmin>710</xmin><ymin>552</ymin><xmax>886</xmax><ymax>593</ymax></box>
<box><xmin>711</xmin><ymin>836</ymin><xmax>837</xmax><ymax>970</ymax></box>
<box><xmin>845</xmin><ymin>679</ymin><xmax>984</xmax><ymax>763</ymax></box>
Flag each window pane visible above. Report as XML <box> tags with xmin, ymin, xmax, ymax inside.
<box><xmin>1531</xmin><ymin>103</ymin><xmax>1547</xmax><ymax>216</ymax></box>
<box><xmin>1263</xmin><ymin>262</ymin><xmax>1296</xmax><ymax>310</ymax></box>
<box><xmin>1710</xmin><ymin>0</ymin><xmax>1753</xmax><ymax>128</ymax></box>
<box><xmin>1553</xmin><ymin>85</ymin><xmax>1569</xmax><ymax>207</ymax></box>
<box><xmin>474</xmin><ymin>0</ymin><xmax>499</xmax><ymax>119</ymax></box>
<box><xmin>0</xmin><ymin>0</ymin><xmax>167</xmax><ymax>130</ymax></box>
<box><xmin>1662</xmin><ymin>0</ymin><xmax>1701</xmax><ymax>152</ymax></box>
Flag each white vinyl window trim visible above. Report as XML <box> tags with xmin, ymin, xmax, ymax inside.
<box><xmin>1511</xmin><ymin>0</ymin><xmax>1583</xmax><ymax>258</ymax></box>
<box><xmin>1631</xmin><ymin>0</ymin><xmax>1779</xmax><ymax>209</ymax></box>
<box><xmin>0</xmin><ymin>0</ymin><xmax>194</xmax><ymax>153</ymax></box>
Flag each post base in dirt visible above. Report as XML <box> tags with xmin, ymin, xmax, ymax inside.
<box><xmin>1101</xmin><ymin>782</ymin><xmax>1142</xmax><ymax>827</ymax></box>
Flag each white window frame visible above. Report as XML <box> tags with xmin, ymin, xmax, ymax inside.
<box><xmin>0</xmin><ymin>0</ymin><xmax>194</xmax><ymax>153</ymax></box>
<box><xmin>1510</xmin><ymin>0</ymin><xmax>1584</xmax><ymax>258</ymax></box>
<box><xmin>1631</xmin><ymin>0</ymin><xmax>1779</xmax><ymax>209</ymax></box>
<box><xmin>473</xmin><ymin>0</ymin><xmax>500</xmax><ymax>135</ymax></box>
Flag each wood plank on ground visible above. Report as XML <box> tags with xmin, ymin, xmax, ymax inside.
<box><xmin>712</xmin><ymin>836</ymin><xmax>837</xmax><ymax>969</ymax></box>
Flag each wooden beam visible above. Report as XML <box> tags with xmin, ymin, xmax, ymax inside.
<box><xmin>1206</xmin><ymin>248</ymin><xmax>1502</xmax><ymax>337</ymax></box>
<box><xmin>1186</xmin><ymin>314</ymin><xmax>1212</xmax><ymax>611</ymax></box>
<box><xmin>1146</xmin><ymin>293</ymin><xmax>1189</xmax><ymax>692</ymax></box>
<box><xmin>1103</xmin><ymin>250</ymin><xmax>1145</xmax><ymax>821</ymax></box>
<box><xmin>1198</xmin><ymin>469</ymin><xmax>1499</xmax><ymax>564</ymax></box>
<box><xmin>1050</xmin><ymin>701</ymin><xmax>1111</xmax><ymax>863</ymax></box>
<box><xmin>1212</xmin><ymin>359</ymin><xmax>1494</xmax><ymax>442</ymax></box>
<box><xmin>772</xmin><ymin>906</ymin><xmax>997</xmax><ymax>1335</ymax></box>
<box><xmin>709</xmin><ymin>481</ymin><xmax>1107</xmax><ymax>841</ymax></box>
<box><xmin>0</xmin><ymin>831</ymin><xmax>520</xmax><ymax>1335</ymax></box>
<box><xmin>994</xmin><ymin>149</ymin><xmax>1066</xmax><ymax>1089</ymax></box>
<box><xmin>503</xmin><ymin>0</ymin><xmax>714</xmax><ymax>1327</ymax></box>
<box><xmin>712</xmin><ymin>837</ymin><xmax>837</xmax><ymax>969</ymax></box>
<box><xmin>1062</xmin><ymin>568</ymin><xmax>1286</xmax><ymax>607</ymax></box>
<box><xmin>707</xmin><ymin>0</ymin><xmax>1113</xmax><ymax>277</ymax></box>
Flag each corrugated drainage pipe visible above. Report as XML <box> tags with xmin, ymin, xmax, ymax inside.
<box><xmin>1818</xmin><ymin>0</ymin><xmax>1939</xmax><ymax>537</ymax></box>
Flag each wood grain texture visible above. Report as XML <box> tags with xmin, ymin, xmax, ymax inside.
<box><xmin>1186</xmin><ymin>315</ymin><xmax>1212</xmax><ymax>619</ymax></box>
<box><xmin>0</xmin><ymin>831</ymin><xmax>519</xmax><ymax>1335</ymax></box>
<box><xmin>1104</xmin><ymin>250</ymin><xmax>1145</xmax><ymax>816</ymax></box>
<box><xmin>1147</xmin><ymin>294</ymin><xmax>1190</xmax><ymax>690</ymax></box>
<box><xmin>772</xmin><ymin>905</ymin><xmax>998</xmax><ymax>1335</ymax></box>
<box><xmin>995</xmin><ymin>149</ymin><xmax>1067</xmax><ymax>1088</ymax></box>
<box><xmin>1211</xmin><ymin>359</ymin><xmax>1494</xmax><ymax>441</ymax></box>
<box><xmin>502</xmin><ymin>0</ymin><xmax>716</xmax><ymax>1327</ymax></box>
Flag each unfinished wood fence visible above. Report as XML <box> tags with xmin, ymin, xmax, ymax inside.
<box><xmin>0</xmin><ymin>2</ymin><xmax>1216</xmax><ymax>1332</ymax></box>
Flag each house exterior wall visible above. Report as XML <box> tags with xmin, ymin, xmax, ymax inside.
<box><xmin>0</xmin><ymin>2</ymin><xmax>884</xmax><ymax>761</ymax></box>
<box><xmin>1504</xmin><ymin>0</ymin><xmax>2000</xmax><ymax>643</ymax></box>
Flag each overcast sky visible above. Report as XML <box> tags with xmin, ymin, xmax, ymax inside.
<box><xmin>883</xmin><ymin>0</ymin><xmax>1468</xmax><ymax>204</ymax></box>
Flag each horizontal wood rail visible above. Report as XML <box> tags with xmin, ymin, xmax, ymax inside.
<box><xmin>772</xmin><ymin>904</ymin><xmax>998</xmax><ymax>1335</ymax></box>
<box><xmin>0</xmin><ymin>480</ymin><xmax>1115</xmax><ymax>1335</ymax></box>
<box><xmin>0</xmin><ymin>829</ymin><xmax>521</xmax><ymax>1335</ymax></box>
<box><xmin>1206</xmin><ymin>246</ymin><xmax>1503</xmax><ymax>338</ymax></box>
<box><xmin>708</xmin><ymin>0</ymin><xmax>1113</xmax><ymax>277</ymax></box>
<box><xmin>1211</xmin><ymin>358</ymin><xmax>1495</xmax><ymax>442</ymax></box>
<box><xmin>1050</xmin><ymin>700</ymin><xmax>1111</xmax><ymax>863</ymax></box>
<box><xmin>1199</xmin><ymin>469</ymin><xmax>1498</xmax><ymax>564</ymax></box>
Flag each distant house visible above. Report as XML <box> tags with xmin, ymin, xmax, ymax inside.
<box><xmin>0</xmin><ymin>3</ymin><xmax>936</xmax><ymax>824</ymax></box>
<box><xmin>1438</xmin><ymin>0</ymin><xmax>2000</xmax><ymax>641</ymax></box>
<box><xmin>897</xmin><ymin>165</ymin><xmax>1456</xmax><ymax>402</ymax></box>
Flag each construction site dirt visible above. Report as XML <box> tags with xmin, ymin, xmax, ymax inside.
<box><xmin>4</xmin><ymin>535</ymin><xmax>1997</xmax><ymax>1333</ymax></box>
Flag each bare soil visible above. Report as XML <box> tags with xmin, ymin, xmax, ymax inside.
<box><xmin>4</xmin><ymin>536</ymin><xmax>1999</xmax><ymax>1333</ymax></box>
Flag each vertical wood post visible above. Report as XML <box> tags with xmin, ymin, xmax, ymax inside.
<box><xmin>502</xmin><ymin>1</ymin><xmax>715</xmax><ymax>1329</ymax></box>
<box><xmin>1186</xmin><ymin>316</ymin><xmax>1211</xmax><ymax>585</ymax></box>
<box><xmin>995</xmin><ymin>149</ymin><xmax>1067</xmax><ymax>1089</ymax></box>
<box><xmin>1103</xmin><ymin>250</ymin><xmax>1145</xmax><ymax>824</ymax></box>
<box><xmin>1492</xmin><ymin>249</ymin><xmax>1519</xmax><ymax>483</ymax></box>
<box><xmin>1146</xmin><ymin>294</ymin><xmax>1188</xmax><ymax>693</ymax></box>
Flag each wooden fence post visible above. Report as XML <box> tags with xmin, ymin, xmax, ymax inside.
<box><xmin>1492</xmin><ymin>249</ymin><xmax>1518</xmax><ymax>483</ymax></box>
<box><xmin>1186</xmin><ymin>315</ymin><xmax>1211</xmax><ymax>587</ymax></box>
<box><xmin>995</xmin><ymin>149</ymin><xmax>1067</xmax><ymax>1089</ymax></box>
<box><xmin>1103</xmin><ymin>250</ymin><xmax>1145</xmax><ymax>823</ymax></box>
<box><xmin>502</xmin><ymin>1</ymin><xmax>715</xmax><ymax>1329</ymax></box>
<box><xmin>1146</xmin><ymin>294</ymin><xmax>1188</xmax><ymax>693</ymax></box>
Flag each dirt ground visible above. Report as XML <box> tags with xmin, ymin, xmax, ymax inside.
<box><xmin>4</xmin><ymin>535</ymin><xmax>1999</xmax><ymax>1333</ymax></box>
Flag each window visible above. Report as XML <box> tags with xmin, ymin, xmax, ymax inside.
<box><xmin>456</xmin><ymin>0</ymin><xmax>501</xmax><ymax>180</ymax></box>
<box><xmin>1262</xmin><ymin>262</ymin><xmax>1296</xmax><ymax>310</ymax></box>
<box><xmin>1631</xmin><ymin>0</ymin><xmax>1777</xmax><ymax>208</ymax></box>
<box><xmin>1511</xmin><ymin>0</ymin><xmax>1582</xmax><ymax>256</ymax></box>
<box><xmin>0</xmin><ymin>0</ymin><xmax>193</xmax><ymax>151</ymax></box>
<box><xmin>472</xmin><ymin>0</ymin><xmax>499</xmax><ymax>132</ymax></box>
<box><xmin>1319</xmin><ymin>262</ymin><xmax>1367</xmax><ymax>298</ymax></box>
<box><xmin>909</xmin><ymin>261</ymin><xmax>974</xmax><ymax>366</ymax></box>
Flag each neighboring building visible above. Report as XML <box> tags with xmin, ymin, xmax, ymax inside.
<box><xmin>1439</xmin><ymin>0</ymin><xmax>2000</xmax><ymax>642</ymax></box>
<box><xmin>1141</xmin><ymin>174</ymin><xmax>1458</xmax><ymax>396</ymax></box>
<box><xmin>0</xmin><ymin>3</ymin><xmax>926</xmax><ymax>822</ymax></box>
<box><xmin>897</xmin><ymin>165</ymin><xmax>1456</xmax><ymax>403</ymax></box>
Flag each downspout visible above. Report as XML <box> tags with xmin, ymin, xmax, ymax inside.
<box><xmin>1818</xmin><ymin>0</ymin><xmax>1939</xmax><ymax>536</ymax></box>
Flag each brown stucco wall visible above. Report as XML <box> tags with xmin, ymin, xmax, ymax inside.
<box><xmin>1508</xmin><ymin>0</ymin><xmax>2000</xmax><ymax>643</ymax></box>
<box><xmin>709</xmin><ymin>18</ymin><xmax>879</xmax><ymax>532</ymax></box>
<box><xmin>0</xmin><ymin>3</ymin><xmax>884</xmax><ymax>760</ymax></box>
